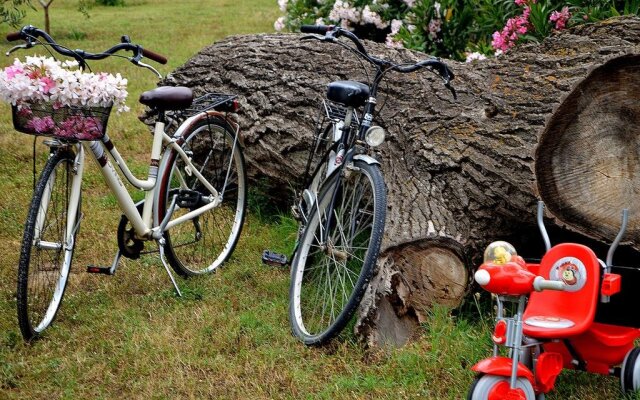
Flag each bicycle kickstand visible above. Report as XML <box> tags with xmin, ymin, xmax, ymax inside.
<box><xmin>157</xmin><ymin>237</ymin><xmax>182</xmax><ymax>297</ymax></box>
<box><xmin>152</xmin><ymin>194</ymin><xmax>182</xmax><ymax>296</ymax></box>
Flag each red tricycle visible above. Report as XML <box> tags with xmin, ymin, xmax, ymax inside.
<box><xmin>468</xmin><ymin>202</ymin><xmax>640</xmax><ymax>399</ymax></box>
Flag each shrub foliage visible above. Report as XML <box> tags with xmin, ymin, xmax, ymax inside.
<box><xmin>275</xmin><ymin>0</ymin><xmax>640</xmax><ymax>61</ymax></box>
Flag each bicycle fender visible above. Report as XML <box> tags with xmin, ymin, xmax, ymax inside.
<box><xmin>173</xmin><ymin>111</ymin><xmax>242</xmax><ymax>147</ymax></box>
<box><xmin>353</xmin><ymin>154</ymin><xmax>380</xmax><ymax>166</ymax></box>
<box><xmin>471</xmin><ymin>356</ymin><xmax>535</xmax><ymax>383</ymax></box>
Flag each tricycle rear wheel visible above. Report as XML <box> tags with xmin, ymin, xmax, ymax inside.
<box><xmin>621</xmin><ymin>347</ymin><xmax>640</xmax><ymax>393</ymax></box>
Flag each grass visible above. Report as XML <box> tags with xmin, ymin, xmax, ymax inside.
<box><xmin>0</xmin><ymin>1</ymin><xmax>633</xmax><ymax>399</ymax></box>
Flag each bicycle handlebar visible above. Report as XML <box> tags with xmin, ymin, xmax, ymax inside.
<box><xmin>301</xmin><ymin>25</ymin><xmax>455</xmax><ymax>97</ymax></box>
<box><xmin>6</xmin><ymin>25</ymin><xmax>168</xmax><ymax>66</ymax></box>
<box><xmin>300</xmin><ymin>24</ymin><xmax>334</xmax><ymax>35</ymax></box>
<box><xmin>141</xmin><ymin>48</ymin><xmax>168</xmax><ymax>65</ymax></box>
<box><xmin>6</xmin><ymin>31</ymin><xmax>22</xmax><ymax>42</ymax></box>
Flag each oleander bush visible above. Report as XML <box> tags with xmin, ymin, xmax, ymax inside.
<box><xmin>275</xmin><ymin>0</ymin><xmax>640</xmax><ymax>61</ymax></box>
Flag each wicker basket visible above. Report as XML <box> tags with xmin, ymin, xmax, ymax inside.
<box><xmin>12</xmin><ymin>102</ymin><xmax>112</xmax><ymax>141</ymax></box>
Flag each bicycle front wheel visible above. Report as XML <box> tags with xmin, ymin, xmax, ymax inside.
<box><xmin>17</xmin><ymin>149</ymin><xmax>79</xmax><ymax>341</ymax></box>
<box><xmin>159</xmin><ymin>117</ymin><xmax>247</xmax><ymax>276</ymax></box>
<box><xmin>289</xmin><ymin>159</ymin><xmax>386</xmax><ymax>345</ymax></box>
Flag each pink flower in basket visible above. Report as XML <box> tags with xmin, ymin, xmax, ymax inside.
<box><xmin>5</xmin><ymin>65</ymin><xmax>23</xmax><ymax>79</ymax></box>
<box><xmin>16</xmin><ymin>104</ymin><xmax>33</xmax><ymax>118</ymax></box>
<box><xmin>55</xmin><ymin>115</ymin><xmax>104</xmax><ymax>140</ymax></box>
<box><xmin>39</xmin><ymin>77</ymin><xmax>56</xmax><ymax>94</ymax></box>
<box><xmin>0</xmin><ymin>56</ymin><xmax>129</xmax><ymax>113</ymax></box>
<box><xmin>26</xmin><ymin>116</ymin><xmax>55</xmax><ymax>134</ymax></box>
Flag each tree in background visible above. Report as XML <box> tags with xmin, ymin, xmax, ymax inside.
<box><xmin>1</xmin><ymin>0</ymin><xmax>33</xmax><ymax>27</ymax></box>
<box><xmin>1</xmin><ymin>0</ymin><xmax>89</xmax><ymax>33</ymax></box>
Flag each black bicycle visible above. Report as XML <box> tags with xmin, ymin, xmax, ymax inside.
<box><xmin>275</xmin><ymin>25</ymin><xmax>456</xmax><ymax>345</ymax></box>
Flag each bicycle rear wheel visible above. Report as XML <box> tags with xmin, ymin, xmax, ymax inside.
<box><xmin>17</xmin><ymin>149</ymin><xmax>79</xmax><ymax>341</ymax></box>
<box><xmin>289</xmin><ymin>159</ymin><xmax>386</xmax><ymax>345</ymax></box>
<box><xmin>159</xmin><ymin>117</ymin><xmax>247</xmax><ymax>276</ymax></box>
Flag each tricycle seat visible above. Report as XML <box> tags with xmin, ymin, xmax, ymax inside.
<box><xmin>523</xmin><ymin>243</ymin><xmax>600</xmax><ymax>339</ymax></box>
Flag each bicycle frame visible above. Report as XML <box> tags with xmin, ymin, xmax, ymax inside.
<box><xmin>56</xmin><ymin>111</ymin><xmax>236</xmax><ymax>248</ymax></box>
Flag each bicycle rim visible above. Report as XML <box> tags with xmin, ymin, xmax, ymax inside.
<box><xmin>161</xmin><ymin>118</ymin><xmax>247</xmax><ymax>276</ymax></box>
<box><xmin>289</xmin><ymin>160</ymin><xmax>386</xmax><ymax>345</ymax></box>
<box><xmin>17</xmin><ymin>150</ymin><xmax>76</xmax><ymax>340</ymax></box>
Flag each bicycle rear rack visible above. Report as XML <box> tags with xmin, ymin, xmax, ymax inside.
<box><xmin>321</xmin><ymin>99</ymin><xmax>360</xmax><ymax>131</ymax></box>
<box><xmin>184</xmin><ymin>92</ymin><xmax>238</xmax><ymax>117</ymax></box>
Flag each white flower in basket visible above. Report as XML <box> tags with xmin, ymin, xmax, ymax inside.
<box><xmin>0</xmin><ymin>56</ymin><xmax>129</xmax><ymax>140</ymax></box>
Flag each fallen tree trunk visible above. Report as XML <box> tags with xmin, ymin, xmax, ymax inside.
<box><xmin>164</xmin><ymin>17</ymin><xmax>640</xmax><ymax>346</ymax></box>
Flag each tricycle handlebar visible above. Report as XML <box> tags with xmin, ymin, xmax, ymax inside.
<box><xmin>475</xmin><ymin>262</ymin><xmax>565</xmax><ymax>296</ymax></box>
<box><xmin>533</xmin><ymin>277</ymin><xmax>565</xmax><ymax>292</ymax></box>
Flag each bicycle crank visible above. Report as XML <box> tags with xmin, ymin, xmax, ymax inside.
<box><xmin>117</xmin><ymin>201</ymin><xmax>145</xmax><ymax>259</ymax></box>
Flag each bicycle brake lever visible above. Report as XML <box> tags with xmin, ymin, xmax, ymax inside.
<box><xmin>5</xmin><ymin>43</ymin><xmax>29</xmax><ymax>56</ymax></box>
<box><xmin>132</xmin><ymin>59</ymin><xmax>162</xmax><ymax>79</ymax></box>
<box><xmin>300</xmin><ymin>34</ymin><xmax>331</xmax><ymax>42</ymax></box>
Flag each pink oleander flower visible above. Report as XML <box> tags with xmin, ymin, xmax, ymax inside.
<box><xmin>550</xmin><ymin>6</ymin><xmax>571</xmax><ymax>30</ymax></box>
<box><xmin>515</xmin><ymin>0</ymin><xmax>536</xmax><ymax>5</ymax></box>
<box><xmin>428</xmin><ymin>18</ymin><xmax>442</xmax><ymax>39</ymax></box>
<box><xmin>274</xmin><ymin>16</ymin><xmax>285</xmax><ymax>31</ymax></box>
<box><xmin>465</xmin><ymin>52</ymin><xmax>487</xmax><ymax>63</ymax></box>
<box><xmin>492</xmin><ymin>7</ymin><xmax>531</xmax><ymax>52</ymax></box>
<box><xmin>390</xmin><ymin>19</ymin><xmax>403</xmax><ymax>35</ymax></box>
<box><xmin>26</xmin><ymin>116</ymin><xmax>55</xmax><ymax>134</ymax></box>
<box><xmin>329</xmin><ymin>1</ymin><xmax>360</xmax><ymax>25</ymax></box>
<box><xmin>385</xmin><ymin>35</ymin><xmax>404</xmax><ymax>49</ymax></box>
<box><xmin>362</xmin><ymin>5</ymin><xmax>389</xmax><ymax>29</ymax></box>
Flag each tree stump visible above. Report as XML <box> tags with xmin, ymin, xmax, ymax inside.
<box><xmin>163</xmin><ymin>16</ymin><xmax>640</xmax><ymax>346</ymax></box>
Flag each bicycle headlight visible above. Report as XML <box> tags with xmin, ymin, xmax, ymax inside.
<box><xmin>365</xmin><ymin>126</ymin><xmax>385</xmax><ymax>147</ymax></box>
<box><xmin>483</xmin><ymin>241</ymin><xmax>517</xmax><ymax>265</ymax></box>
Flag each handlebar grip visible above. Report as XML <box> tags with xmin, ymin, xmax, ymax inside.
<box><xmin>533</xmin><ymin>277</ymin><xmax>565</xmax><ymax>292</ymax></box>
<box><xmin>141</xmin><ymin>48</ymin><xmax>167</xmax><ymax>65</ymax></box>
<box><xmin>6</xmin><ymin>31</ymin><xmax>22</xmax><ymax>42</ymax></box>
<box><xmin>300</xmin><ymin>25</ymin><xmax>333</xmax><ymax>35</ymax></box>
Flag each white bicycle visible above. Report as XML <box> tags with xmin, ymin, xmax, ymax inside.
<box><xmin>6</xmin><ymin>25</ymin><xmax>247</xmax><ymax>340</ymax></box>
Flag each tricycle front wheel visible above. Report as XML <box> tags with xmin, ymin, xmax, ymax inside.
<box><xmin>468</xmin><ymin>375</ymin><xmax>536</xmax><ymax>400</ymax></box>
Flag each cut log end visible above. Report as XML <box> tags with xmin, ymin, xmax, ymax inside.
<box><xmin>536</xmin><ymin>54</ymin><xmax>640</xmax><ymax>242</ymax></box>
<box><xmin>356</xmin><ymin>240</ymin><xmax>467</xmax><ymax>347</ymax></box>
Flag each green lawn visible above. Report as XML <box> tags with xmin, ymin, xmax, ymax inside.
<box><xmin>0</xmin><ymin>1</ymin><xmax>632</xmax><ymax>399</ymax></box>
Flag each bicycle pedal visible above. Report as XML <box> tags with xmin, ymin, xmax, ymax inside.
<box><xmin>176</xmin><ymin>189</ymin><xmax>202</xmax><ymax>209</ymax></box>
<box><xmin>262</xmin><ymin>250</ymin><xmax>288</xmax><ymax>267</ymax></box>
<box><xmin>86</xmin><ymin>265</ymin><xmax>114</xmax><ymax>275</ymax></box>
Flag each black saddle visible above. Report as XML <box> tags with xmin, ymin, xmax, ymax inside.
<box><xmin>326</xmin><ymin>81</ymin><xmax>370</xmax><ymax>108</ymax></box>
<box><xmin>139</xmin><ymin>86</ymin><xmax>194</xmax><ymax>111</ymax></box>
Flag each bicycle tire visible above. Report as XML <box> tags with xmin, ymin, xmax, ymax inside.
<box><xmin>158</xmin><ymin>117</ymin><xmax>247</xmax><ymax>276</ymax></box>
<box><xmin>289</xmin><ymin>159</ymin><xmax>386</xmax><ymax>345</ymax></box>
<box><xmin>17</xmin><ymin>149</ymin><xmax>79</xmax><ymax>341</ymax></box>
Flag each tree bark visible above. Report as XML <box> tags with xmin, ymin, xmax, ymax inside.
<box><xmin>163</xmin><ymin>16</ymin><xmax>640</xmax><ymax>346</ymax></box>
